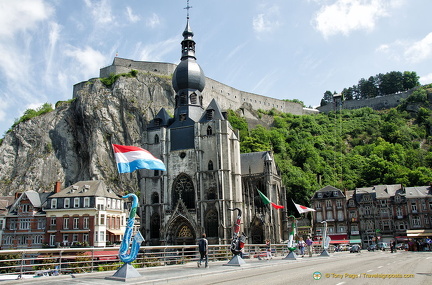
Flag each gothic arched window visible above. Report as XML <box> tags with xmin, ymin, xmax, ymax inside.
<box><xmin>154</xmin><ymin>134</ymin><xmax>159</xmax><ymax>144</ymax></box>
<box><xmin>150</xmin><ymin>213</ymin><xmax>160</xmax><ymax>239</ymax></box>
<box><xmin>207</xmin><ymin>126</ymin><xmax>212</xmax><ymax>136</ymax></box>
<box><xmin>207</xmin><ymin>188</ymin><xmax>217</xmax><ymax>200</ymax></box>
<box><xmin>208</xmin><ymin>160</ymin><xmax>214</xmax><ymax>171</ymax></box>
<box><xmin>151</xmin><ymin>192</ymin><xmax>159</xmax><ymax>204</ymax></box>
<box><xmin>205</xmin><ymin>209</ymin><xmax>218</xmax><ymax>237</ymax></box>
<box><xmin>172</xmin><ymin>174</ymin><xmax>195</xmax><ymax>209</ymax></box>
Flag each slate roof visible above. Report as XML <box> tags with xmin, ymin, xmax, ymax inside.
<box><xmin>374</xmin><ymin>184</ymin><xmax>403</xmax><ymax>199</ymax></box>
<box><xmin>404</xmin><ymin>186</ymin><xmax>432</xmax><ymax>199</ymax></box>
<box><xmin>240</xmin><ymin>151</ymin><xmax>277</xmax><ymax>175</ymax></box>
<box><xmin>313</xmin><ymin>185</ymin><xmax>345</xmax><ymax>199</ymax></box>
<box><xmin>9</xmin><ymin>190</ymin><xmax>52</xmax><ymax>212</ymax></box>
<box><xmin>49</xmin><ymin>180</ymin><xmax>119</xmax><ymax>199</ymax></box>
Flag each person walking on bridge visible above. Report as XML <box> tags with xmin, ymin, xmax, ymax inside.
<box><xmin>198</xmin><ymin>233</ymin><xmax>209</xmax><ymax>268</ymax></box>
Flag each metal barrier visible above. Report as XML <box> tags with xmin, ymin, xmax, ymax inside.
<box><xmin>0</xmin><ymin>244</ymin><xmax>328</xmax><ymax>278</ymax></box>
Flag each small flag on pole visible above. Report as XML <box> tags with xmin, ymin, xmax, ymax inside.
<box><xmin>293</xmin><ymin>200</ymin><xmax>316</xmax><ymax>214</ymax></box>
<box><xmin>112</xmin><ymin>144</ymin><xmax>166</xmax><ymax>173</ymax></box>
<box><xmin>257</xmin><ymin>189</ymin><xmax>284</xmax><ymax>209</ymax></box>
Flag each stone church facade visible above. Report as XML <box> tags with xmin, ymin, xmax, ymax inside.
<box><xmin>138</xmin><ymin>18</ymin><xmax>287</xmax><ymax>246</ymax></box>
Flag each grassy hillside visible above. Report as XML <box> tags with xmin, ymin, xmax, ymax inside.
<box><xmin>229</xmin><ymin>85</ymin><xmax>432</xmax><ymax>206</ymax></box>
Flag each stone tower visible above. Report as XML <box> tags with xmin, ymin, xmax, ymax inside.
<box><xmin>140</xmin><ymin>16</ymin><xmax>243</xmax><ymax>245</ymax></box>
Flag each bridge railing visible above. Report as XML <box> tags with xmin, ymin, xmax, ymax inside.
<box><xmin>0</xmin><ymin>244</ymin><xmax>331</xmax><ymax>277</ymax></box>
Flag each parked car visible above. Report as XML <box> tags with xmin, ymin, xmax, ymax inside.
<box><xmin>377</xmin><ymin>242</ymin><xmax>390</xmax><ymax>251</ymax></box>
<box><xmin>395</xmin><ymin>243</ymin><xmax>405</xmax><ymax>250</ymax></box>
<box><xmin>350</xmin><ymin>244</ymin><xmax>361</xmax><ymax>253</ymax></box>
<box><xmin>367</xmin><ymin>244</ymin><xmax>377</xmax><ymax>251</ymax></box>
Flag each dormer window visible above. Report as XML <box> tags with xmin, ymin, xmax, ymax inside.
<box><xmin>64</xmin><ymin>198</ymin><xmax>70</xmax><ymax>208</ymax></box>
<box><xmin>154</xmin><ymin>118</ymin><xmax>161</xmax><ymax>127</ymax></box>
<box><xmin>333</xmin><ymin>191</ymin><xmax>338</xmax><ymax>197</ymax></box>
<box><xmin>51</xmin><ymin>199</ymin><xmax>57</xmax><ymax>209</ymax></box>
<box><xmin>190</xmin><ymin>93</ymin><xmax>197</xmax><ymax>104</ymax></box>
<box><xmin>180</xmin><ymin>93</ymin><xmax>187</xmax><ymax>104</ymax></box>
<box><xmin>206</xmin><ymin>109</ymin><xmax>214</xmax><ymax>120</ymax></box>
<box><xmin>317</xmin><ymin>193</ymin><xmax>323</xmax><ymax>198</ymax></box>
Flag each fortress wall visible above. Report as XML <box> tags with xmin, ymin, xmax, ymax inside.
<box><xmin>317</xmin><ymin>88</ymin><xmax>416</xmax><ymax>113</ymax></box>
<box><xmin>74</xmin><ymin>58</ymin><xmax>311</xmax><ymax>115</ymax></box>
<box><xmin>100</xmin><ymin>58</ymin><xmax>177</xmax><ymax>78</ymax></box>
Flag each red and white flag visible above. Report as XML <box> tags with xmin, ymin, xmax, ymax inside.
<box><xmin>293</xmin><ymin>200</ymin><xmax>316</xmax><ymax>214</ymax></box>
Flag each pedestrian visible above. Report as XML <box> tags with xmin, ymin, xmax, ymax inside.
<box><xmin>265</xmin><ymin>239</ymin><xmax>272</xmax><ymax>260</ymax></box>
<box><xmin>306</xmin><ymin>236</ymin><xmax>313</xmax><ymax>257</ymax></box>
<box><xmin>390</xmin><ymin>239</ymin><xmax>395</xmax><ymax>253</ymax></box>
<box><xmin>298</xmin><ymin>237</ymin><xmax>306</xmax><ymax>257</ymax></box>
<box><xmin>197</xmin><ymin>233</ymin><xmax>208</xmax><ymax>268</ymax></box>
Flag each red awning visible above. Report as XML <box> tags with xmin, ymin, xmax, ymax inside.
<box><xmin>328</xmin><ymin>234</ymin><xmax>348</xmax><ymax>240</ymax></box>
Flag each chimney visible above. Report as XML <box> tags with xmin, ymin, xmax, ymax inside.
<box><xmin>54</xmin><ymin>181</ymin><xmax>62</xmax><ymax>193</ymax></box>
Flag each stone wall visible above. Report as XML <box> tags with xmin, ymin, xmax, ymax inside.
<box><xmin>317</xmin><ymin>88</ymin><xmax>417</xmax><ymax>113</ymax></box>
<box><xmin>91</xmin><ymin>57</ymin><xmax>316</xmax><ymax>116</ymax></box>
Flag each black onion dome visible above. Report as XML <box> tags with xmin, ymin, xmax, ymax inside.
<box><xmin>172</xmin><ymin>18</ymin><xmax>206</xmax><ymax>93</ymax></box>
<box><xmin>172</xmin><ymin>59</ymin><xmax>206</xmax><ymax>92</ymax></box>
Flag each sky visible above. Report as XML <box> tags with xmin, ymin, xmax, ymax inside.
<box><xmin>1</xmin><ymin>0</ymin><xmax>432</xmax><ymax>137</ymax></box>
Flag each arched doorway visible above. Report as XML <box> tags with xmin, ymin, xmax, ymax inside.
<box><xmin>166</xmin><ymin>216</ymin><xmax>196</xmax><ymax>245</ymax></box>
<box><xmin>250</xmin><ymin>217</ymin><xmax>264</xmax><ymax>244</ymax></box>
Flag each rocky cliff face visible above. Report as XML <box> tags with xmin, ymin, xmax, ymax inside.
<box><xmin>0</xmin><ymin>72</ymin><xmax>175</xmax><ymax>195</ymax></box>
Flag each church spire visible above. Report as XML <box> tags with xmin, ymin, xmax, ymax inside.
<box><xmin>181</xmin><ymin>0</ymin><xmax>195</xmax><ymax>60</ymax></box>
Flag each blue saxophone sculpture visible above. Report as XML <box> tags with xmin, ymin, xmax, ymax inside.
<box><xmin>119</xmin><ymin>193</ymin><xmax>145</xmax><ymax>263</ymax></box>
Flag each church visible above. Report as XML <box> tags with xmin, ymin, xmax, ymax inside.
<box><xmin>139</xmin><ymin>14</ymin><xmax>287</xmax><ymax>245</ymax></box>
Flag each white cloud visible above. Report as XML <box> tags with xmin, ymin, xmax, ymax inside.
<box><xmin>252</xmin><ymin>5</ymin><xmax>281</xmax><ymax>35</ymax></box>
<box><xmin>136</xmin><ymin>38</ymin><xmax>178</xmax><ymax>62</ymax></box>
<box><xmin>419</xmin><ymin>73</ymin><xmax>432</xmax><ymax>85</ymax></box>
<box><xmin>84</xmin><ymin>0</ymin><xmax>114</xmax><ymax>25</ymax></box>
<box><xmin>0</xmin><ymin>0</ymin><xmax>53</xmax><ymax>37</ymax></box>
<box><xmin>376</xmin><ymin>33</ymin><xmax>432</xmax><ymax>64</ymax></box>
<box><xmin>126</xmin><ymin>6</ymin><xmax>140</xmax><ymax>23</ymax></box>
<box><xmin>146</xmin><ymin>13</ymin><xmax>160</xmax><ymax>28</ymax></box>
<box><xmin>313</xmin><ymin>0</ymin><xmax>390</xmax><ymax>38</ymax></box>
<box><xmin>64</xmin><ymin>46</ymin><xmax>106</xmax><ymax>80</ymax></box>
<box><xmin>404</xmin><ymin>32</ymin><xmax>432</xmax><ymax>63</ymax></box>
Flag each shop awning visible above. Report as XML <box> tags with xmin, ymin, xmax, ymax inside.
<box><xmin>107</xmin><ymin>229</ymin><xmax>124</xmax><ymax>235</ymax></box>
<box><xmin>329</xmin><ymin>234</ymin><xmax>348</xmax><ymax>240</ymax></box>
<box><xmin>407</xmin><ymin>230</ymin><xmax>432</xmax><ymax>237</ymax></box>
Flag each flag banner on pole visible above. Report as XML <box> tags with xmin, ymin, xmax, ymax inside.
<box><xmin>293</xmin><ymin>200</ymin><xmax>316</xmax><ymax>214</ymax></box>
<box><xmin>112</xmin><ymin>144</ymin><xmax>166</xmax><ymax>173</ymax></box>
<box><xmin>257</xmin><ymin>189</ymin><xmax>284</xmax><ymax>209</ymax></box>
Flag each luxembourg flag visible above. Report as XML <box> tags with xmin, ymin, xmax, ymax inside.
<box><xmin>112</xmin><ymin>144</ymin><xmax>166</xmax><ymax>173</ymax></box>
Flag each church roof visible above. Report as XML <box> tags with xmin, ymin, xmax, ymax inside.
<box><xmin>199</xmin><ymin>99</ymin><xmax>225</xmax><ymax>122</ymax></box>
<box><xmin>147</xmin><ymin>108</ymin><xmax>172</xmax><ymax>129</ymax></box>
<box><xmin>240</xmin><ymin>151</ymin><xmax>277</xmax><ymax>175</ymax></box>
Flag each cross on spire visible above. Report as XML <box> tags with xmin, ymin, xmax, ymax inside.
<box><xmin>184</xmin><ymin>0</ymin><xmax>192</xmax><ymax>19</ymax></box>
